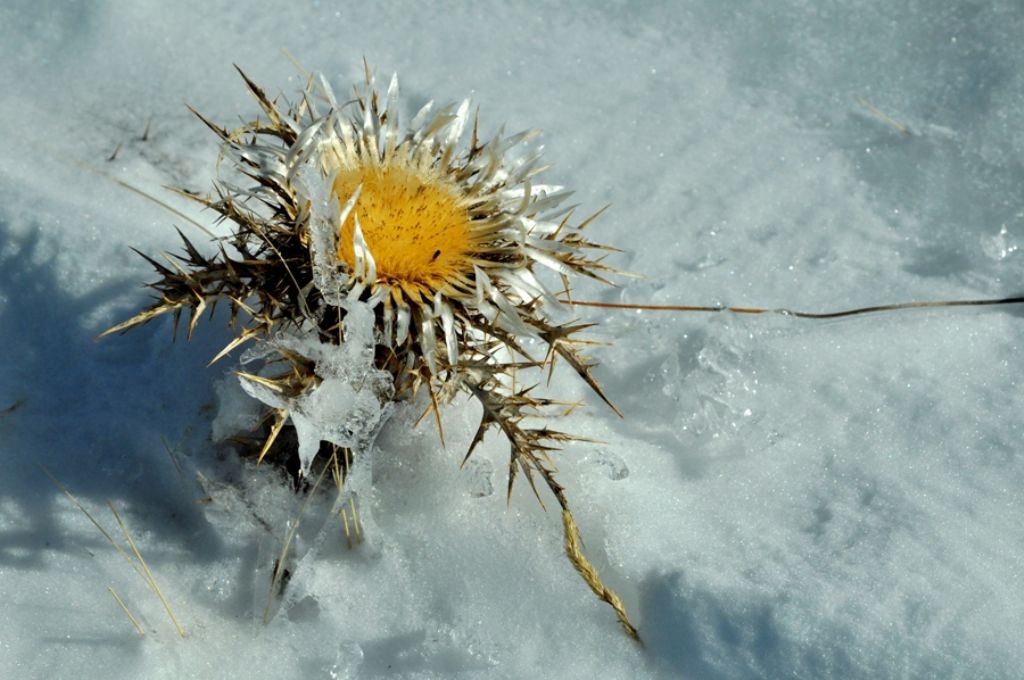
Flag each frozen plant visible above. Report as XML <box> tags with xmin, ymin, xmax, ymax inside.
<box><xmin>103</xmin><ymin>64</ymin><xmax>639</xmax><ymax>639</ymax></box>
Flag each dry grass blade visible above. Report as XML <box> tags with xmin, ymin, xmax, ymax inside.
<box><xmin>42</xmin><ymin>465</ymin><xmax>186</xmax><ymax>637</ymax></box>
<box><xmin>856</xmin><ymin>97</ymin><xmax>913</xmax><ymax>136</ymax></box>
<box><xmin>348</xmin><ymin>497</ymin><xmax>362</xmax><ymax>542</ymax></box>
<box><xmin>263</xmin><ymin>462</ymin><xmax>331</xmax><ymax>624</ymax></box>
<box><xmin>339</xmin><ymin>507</ymin><xmax>354</xmax><ymax>549</ymax></box>
<box><xmin>162</xmin><ymin>437</ymin><xmax>186</xmax><ymax>482</ymax></box>
<box><xmin>562</xmin><ymin>295</ymin><xmax>1024</xmax><ymax>320</ymax></box>
<box><xmin>339</xmin><ymin>497</ymin><xmax>363</xmax><ymax>550</ymax></box>
<box><xmin>108</xmin><ymin>502</ymin><xmax>187</xmax><ymax>638</ymax></box>
<box><xmin>40</xmin><ymin>465</ymin><xmax>142</xmax><ymax>577</ymax></box>
<box><xmin>110</xmin><ymin>176</ymin><xmax>217</xmax><ymax>239</ymax></box>
<box><xmin>108</xmin><ymin>587</ymin><xmax>146</xmax><ymax>637</ymax></box>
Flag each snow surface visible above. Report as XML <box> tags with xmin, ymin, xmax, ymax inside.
<box><xmin>2</xmin><ymin>1</ymin><xmax>1024</xmax><ymax>678</ymax></box>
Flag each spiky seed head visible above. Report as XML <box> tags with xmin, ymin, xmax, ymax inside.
<box><xmin>105</xmin><ymin>65</ymin><xmax>638</xmax><ymax>640</ymax></box>
<box><xmin>110</xmin><ymin>66</ymin><xmax>620</xmax><ymax>408</ymax></box>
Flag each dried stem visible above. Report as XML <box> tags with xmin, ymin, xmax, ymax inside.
<box><xmin>108</xmin><ymin>587</ymin><xmax>146</xmax><ymax>637</ymax></box>
<box><xmin>562</xmin><ymin>295</ymin><xmax>1024</xmax><ymax>320</ymax></box>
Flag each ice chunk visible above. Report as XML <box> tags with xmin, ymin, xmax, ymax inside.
<box><xmin>210</xmin><ymin>374</ymin><xmax>262</xmax><ymax>442</ymax></box>
<box><xmin>238</xmin><ymin>301</ymin><xmax>394</xmax><ymax>475</ymax></box>
<box><xmin>291</xmin><ymin>146</ymin><xmax>351</xmax><ymax>308</ymax></box>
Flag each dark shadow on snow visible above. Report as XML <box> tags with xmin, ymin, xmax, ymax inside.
<box><xmin>0</xmin><ymin>215</ymin><xmax>231</xmax><ymax>570</ymax></box>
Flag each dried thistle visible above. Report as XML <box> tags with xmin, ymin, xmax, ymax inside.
<box><xmin>104</xmin><ymin>64</ymin><xmax>638</xmax><ymax>640</ymax></box>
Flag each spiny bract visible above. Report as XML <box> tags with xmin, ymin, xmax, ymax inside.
<box><xmin>104</xmin><ymin>64</ymin><xmax>638</xmax><ymax>640</ymax></box>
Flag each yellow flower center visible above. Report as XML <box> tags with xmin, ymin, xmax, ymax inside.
<box><xmin>334</xmin><ymin>164</ymin><xmax>473</xmax><ymax>299</ymax></box>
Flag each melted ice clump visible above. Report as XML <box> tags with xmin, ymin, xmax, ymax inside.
<box><xmin>238</xmin><ymin>301</ymin><xmax>395</xmax><ymax>474</ymax></box>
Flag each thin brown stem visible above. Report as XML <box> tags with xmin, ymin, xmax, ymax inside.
<box><xmin>561</xmin><ymin>296</ymin><xmax>1024</xmax><ymax>320</ymax></box>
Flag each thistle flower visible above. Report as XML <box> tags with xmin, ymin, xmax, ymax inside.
<box><xmin>104</xmin><ymin>64</ymin><xmax>638</xmax><ymax>640</ymax></box>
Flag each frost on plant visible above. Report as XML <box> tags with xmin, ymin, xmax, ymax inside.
<box><xmin>237</xmin><ymin>300</ymin><xmax>394</xmax><ymax>475</ymax></box>
<box><xmin>103</xmin><ymin>65</ymin><xmax>638</xmax><ymax>639</ymax></box>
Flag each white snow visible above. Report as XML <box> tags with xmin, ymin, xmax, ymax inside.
<box><xmin>2</xmin><ymin>1</ymin><xmax>1023</xmax><ymax>678</ymax></box>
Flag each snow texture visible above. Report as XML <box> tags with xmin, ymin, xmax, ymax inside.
<box><xmin>2</xmin><ymin>1</ymin><xmax>1023</xmax><ymax>678</ymax></box>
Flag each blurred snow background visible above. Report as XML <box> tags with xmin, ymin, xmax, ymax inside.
<box><xmin>2</xmin><ymin>1</ymin><xmax>1023</xmax><ymax>678</ymax></box>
